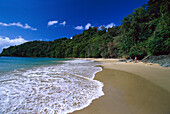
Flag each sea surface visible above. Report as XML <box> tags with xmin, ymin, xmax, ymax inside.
<box><xmin>0</xmin><ymin>57</ymin><xmax>104</xmax><ymax>114</ymax></box>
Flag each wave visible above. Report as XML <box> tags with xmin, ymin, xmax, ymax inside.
<box><xmin>0</xmin><ymin>59</ymin><xmax>104</xmax><ymax>114</ymax></box>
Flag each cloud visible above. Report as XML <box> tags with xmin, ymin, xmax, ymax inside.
<box><xmin>99</xmin><ymin>23</ymin><xmax>116</xmax><ymax>30</ymax></box>
<box><xmin>74</xmin><ymin>23</ymin><xmax>92</xmax><ymax>30</ymax></box>
<box><xmin>47</xmin><ymin>20</ymin><xmax>58</xmax><ymax>26</ymax></box>
<box><xmin>74</xmin><ymin>23</ymin><xmax>94</xmax><ymax>30</ymax></box>
<box><xmin>74</xmin><ymin>22</ymin><xmax>114</xmax><ymax>30</ymax></box>
<box><xmin>0</xmin><ymin>36</ymin><xmax>27</xmax><ymax>53</ymax></box>
<box><xmin>105</xmin><ymin>23</ymin><xmax>115</xmax><ymax>29</ymax></box>
<box><xmin>60</xmin><ymin>21</ymin><xmax>66</xmax><ymax>26</ymax></box>
<box><xmin>0</xmin><ymin>22</ymin><xmax>37</xmax><ymax>31</ymax></box>
<box><xmin>98</xmin><ymin>25</ymin><xmax>105</xmax><ymax>30</ymax></box>
<box><xmin>85</xmin><ymin>23</ymin><xmax>91</xmax><ymax>30</ymax></box>
<box><xmin>74</xmin><ymin>26</ymin><xmax>83</xmax><ymax>30</ymax></box>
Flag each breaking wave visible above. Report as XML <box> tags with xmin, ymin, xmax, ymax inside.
<box><xmin>0</xmin><ymin>59</ymin><xmax>104</xmax><ymax>114</ymax></box>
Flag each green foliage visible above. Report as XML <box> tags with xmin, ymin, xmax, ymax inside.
<box><xmin>129</xmin><ymin>42</ymin><xmax>147</xmax><ymax>59</ymax></box>
<box><xmin>1</xmin><ymin>0</ymin><xmax>169</xmax><ymax>59</ymax></box>
<box><xmin>118</xmin><ymin>0</ymin><xmax>169</xmax><ymax>58</ymax></box>
<box><xmin>147</xmin><ymin>18</ymin><xmax>170</xmax><ymax>55</ymax></box>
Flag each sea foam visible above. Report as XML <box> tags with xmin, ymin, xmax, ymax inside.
<box><xmin>0</xmin><ymin>59</ymin><xmax>104</xmax><ymax>114</ymax></box>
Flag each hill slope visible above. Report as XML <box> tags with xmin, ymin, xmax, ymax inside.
<box><xmin>1</xmin><ymin>0</ymin><xmax>169</xmax><ymax>59</ymax></box>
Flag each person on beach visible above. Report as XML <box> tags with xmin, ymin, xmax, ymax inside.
<box><xmin>135</xmin><ymin>56</ymin><xmax>137</xmax><ymax>63</ymax></box>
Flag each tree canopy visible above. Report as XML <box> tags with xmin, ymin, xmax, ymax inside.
<box><xmin>1</xmin><ymin>0</ymin><xmax>169</xmax><ymax>59</ymax></box>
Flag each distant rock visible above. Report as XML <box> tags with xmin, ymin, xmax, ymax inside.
<box><xmin>143</xmin><ymin>54</ymin><xmax>170</xmax><ymax>67</ymax></box>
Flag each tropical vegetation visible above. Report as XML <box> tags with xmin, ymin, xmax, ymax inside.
<box><xmin>1</xmin><ymin>0</ymin><xmax>169</xmax><ymax>59</ymax></box>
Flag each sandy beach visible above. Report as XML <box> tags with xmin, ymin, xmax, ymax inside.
<box><xmin>72</xmin><ymin>59</ymin><xmax>170</xmax><ymax>114</ymax></box>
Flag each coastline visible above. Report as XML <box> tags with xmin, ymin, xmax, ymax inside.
<box><xmin>72</xmin><ymin>59</ymin><xmax>170</xmax><ymax>114</ymax></box>
<box><xmin>0</xmin><ymin>58</ymin><xmax>104</xmax><ymax>113</ymax></box>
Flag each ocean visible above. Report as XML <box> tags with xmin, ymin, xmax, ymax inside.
<box><xmin>0</xmin><ymin>57</ymin><xmax>104</xmax><ymax>113</ymax></box>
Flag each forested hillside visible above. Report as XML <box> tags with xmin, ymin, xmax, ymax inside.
<box><xmin>1</xmin><ymin>0</ymin><xmax>169</xmax><ymax>59</ymax></box>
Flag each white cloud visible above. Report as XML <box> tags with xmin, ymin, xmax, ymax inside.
<box><xmin>47</xmin><ymin>20</ymin><xmax>58</xmax><ymax>26</ymax></box>
<box><xmin>85</xmin><ymin>23</ymin><xmax>91</xmax><ymax>30</ymax></box>
<box><xmin>60</xmin><ymin>21</ymin><xmax>66</xmax><ymax>26</ymax></box>
<box><xmin>0</xmin><ymin>22</ymin><xmax>37</xmax><ymax>31</ymax></box>
<box><xmin>98</xmin><ymin>26</ymin><xmax>103</xmax><ymax>30</ymax></box>
<box><xmin>105</xmin><ymin>23</ymin><xmax>115</xmax><ymax>29</ymax></box>
<box><xmin>0</xmin><ymin>36</ymin><xmax>27</xmax><ymax>53</ymax></box>
<box><xmin>70</xmin><ymin>37</ymin><xmax>73</xmax><ymax>39</ymax></box>
<box><xmin>74</xmin><ymin>26</ymin><xmax>83</xmax><ymax>30</ymax></box>
<box><xmin>99</xmin><ymin>23</ymin><xmax>116</xmax><ymax>30</ymax></box>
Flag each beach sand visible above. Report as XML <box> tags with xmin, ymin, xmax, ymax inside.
<box><xmin>72</xmin><ymin>59</ymin><xmax>170</xmax><ymax>114</ymax></box>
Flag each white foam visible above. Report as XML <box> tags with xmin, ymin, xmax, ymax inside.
<box><xmin>0</xmin><ymin>59</ymin><xmax>104</xmax><ymax>114</ymax></box>
<box><xmin>61</xmin><ymin>59</ymin><xmax>94</xmax><ymax>64</ymax></box>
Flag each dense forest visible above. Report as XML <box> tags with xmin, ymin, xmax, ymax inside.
<box><xmin>1</xmin><ymin>0</ymin><xmax>169</xmax><ymax>59</ymax></box>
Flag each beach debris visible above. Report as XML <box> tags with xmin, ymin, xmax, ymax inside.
<box><xmin>141</xmin><ymin>54</ymin><xmax>152</xmax><ymax>62</ymax></box>
<box><xmin>119</xmin><ymin>59</ymin><xmax>127</xmax><ymax>62</ymax></box>
<box><xmin>128</xmin><ymin>59</ymin><xmax>134</xmax><ymax>62</ymax></box>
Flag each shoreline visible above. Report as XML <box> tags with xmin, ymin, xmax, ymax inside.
<box><xmin>72</xmin><ymin>59</ymin><xmax>170</xmax><ymax>114</ymax></box>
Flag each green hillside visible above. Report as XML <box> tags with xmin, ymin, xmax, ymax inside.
<box><xmin>1</xmin><ymin>0</ymin><xmax>169</xmax><ymax>59</ymax></box>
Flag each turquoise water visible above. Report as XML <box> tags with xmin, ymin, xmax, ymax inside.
<box><xmin>0</xmin><ymin>57</ymin><xmax>104</xmax><ymax>113</ymax></box>
<box><xmin>0</xmin><ymin>56</ymin><xmax>66</xmax><ymax>74</ymax></box>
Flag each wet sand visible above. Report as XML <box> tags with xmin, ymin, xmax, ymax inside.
<box><xmin>72</xmin><ymin>60</ymin><xmax>170</xmax><ymax>114</ymax></box>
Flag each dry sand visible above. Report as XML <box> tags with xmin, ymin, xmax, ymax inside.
<box><xmin>72</xmin><ymin>59</ymin><xmax>170</xmax><ymax>114</ymax></box>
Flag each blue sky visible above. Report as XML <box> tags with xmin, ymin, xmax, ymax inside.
<box><xmin>0</xmin><ymin>0</ymin><xmax>148</xmax><ymax>52</ymax></box>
